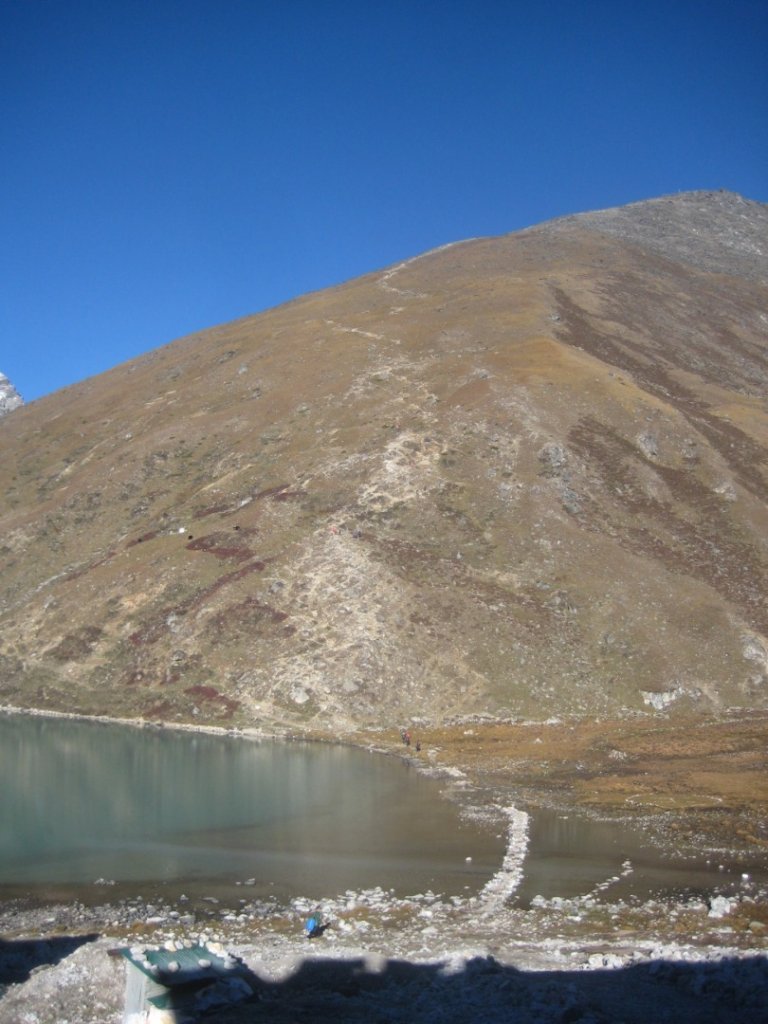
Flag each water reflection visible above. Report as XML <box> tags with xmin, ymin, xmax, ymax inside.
<box><xmin>2</xmin><ymin>714</ymin><xmax>764</xmax><ymax>909</ymax></box>
<box><xmin>517</xmin><ymin>808</ymin><xmax>768</xmax><ymax>905</ymax></box>
<box><xmin>0</xmin><ymin>715</ymin><xmax>504</xmax><ymax>899</ymax></box>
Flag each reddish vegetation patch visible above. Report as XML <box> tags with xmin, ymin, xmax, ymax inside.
<box><xmin>253</xmin><ymin>483</ymin><xmax>292</xmax><ymax>500</ymax></box>
<box><xmin>193</xmin><ymin>483</ymin><xmax>303</xmax><ymax>520</ymax></box>
<box><xmin>62</xmin><ymin>550</ymin><xmax>116</xmax><ymax>582</ymax></box>
<box><xmin>128</xmin><ymin>559</ymin><xmax>269</xmax><ymax>647</ymax></box>
<box><xmin>228</xmin><ymin>596</ymin><xmax>288</xmax><ymax>623</ymax></box>
<box><xmin>127</xmin><ymin>530</ymin><xmax>161</xmax><ymax>548</ymax></box>
<box><xmin>143</xmin><ymin>700</ymin><xmax>175</xmax><ymax>720</ymax></box>
<box><xmin>184</xmin><ymin>684</ymin><xmax>240</xmax><ymax>716</ymax></box>
<box><xmin>48</xmin><ymin>626</ymin><xmax>103</xmax><ymax>662</ymax></box>
<box><xmin>128</xmin><ymin>620</ymin><xmax>169</xmax><ymax>647</ymax></box>
<box><xmin>186</xmin><ymin>533</ymin><xmax>253</xmax><ymax>561</ymax></box>
<box><xmin>193</xmin><ymin>502</ymin><xmax>236</xmax><ymax>520</ymax></box>
<box><xmin>195</xmin><ymin>559</ymin><xmax>269</xmax><ymax>601</ymax></box>
<box><xmin>185</xmin><ymin>685</ymin><xmax>220</xmax><ymax>700</ymax></box>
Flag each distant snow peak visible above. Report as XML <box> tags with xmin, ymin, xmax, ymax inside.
<box><xmin>0</xmin><ymin>372</ymin><xmax>23</xmax><ymax>416</ymax></box>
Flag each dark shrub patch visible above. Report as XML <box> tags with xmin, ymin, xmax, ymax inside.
<box><xmin>48</xmin><ymin>626</ymin><xmax>104</xmax><ymax>662</ymax></box>
<box><xmin>127</xmin><ymin>530</ymin><xmax>160</xmax><ymax>547</ymax></box>
<box><xmin>184</xmin><ymin>685</ymin><xmax>240</xmax><ymax>716</ymax></box>
<box><xmin>186</xmin><ymin>533</ymin><xmax>253</xmax><ymax>561</ymax></box>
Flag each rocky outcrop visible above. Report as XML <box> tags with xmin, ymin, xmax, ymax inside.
<box><xmin>553</xmin><ymin>189</ymin><xmax>768</xmax><ymax>281</ymax></box>
<box><xmin>0</xmin><ymin>372</ymin><xmax>23</xmax><ymax>417</ymax></box>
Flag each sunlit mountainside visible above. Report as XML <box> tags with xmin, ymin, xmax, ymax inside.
<box><xmin>1</xmin><ymin>190</ymin><xmax>767</xmax><ymax>733</ymax></box>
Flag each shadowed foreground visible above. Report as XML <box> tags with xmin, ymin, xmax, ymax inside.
<box><xmin>0</xmin><ymin>933</ymin><xmax>98</xmax><ymax>986</ymax></box>
<box><xmin>1</xmin><ymin>925</ymin><xmax>767</xmax><ymax>1023</ymax></box>
<box><xmin>194</xmin><ymin>951</ymin><xmax>768</xmax><ymax>1024</ymax></box>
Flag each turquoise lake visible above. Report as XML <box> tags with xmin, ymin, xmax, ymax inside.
<box><xmin>0</xmin><ymin>713</ymin><xmax>504</xmax><ymax>903</ymax></box>
<box><xmin>1</xmin><ymin>712</ymin><xmax>764</xmax><ymax>908</ymax></box>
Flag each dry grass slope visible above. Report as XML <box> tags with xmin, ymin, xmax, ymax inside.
<box><xmin>1</xmin><ymin>191</ymin><xmax>767</xmax><ymax>741</ymax></box>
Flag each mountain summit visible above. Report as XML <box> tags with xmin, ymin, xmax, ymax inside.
<box><xmin>1</xmin><ymin>191</ymin><xmax>767</xmax><ymax>732</ymax></box>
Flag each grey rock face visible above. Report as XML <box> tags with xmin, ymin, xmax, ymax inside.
<box><xmin>555</xmin><ymin>190</ymin><xmax>768</xmax><ymax>281</ymax></box>
<box><xmin>0</xmin><ymin>372</ymin><xmax>23</xmax><ymax>416</ymax></box>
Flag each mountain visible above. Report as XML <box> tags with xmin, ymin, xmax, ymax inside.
<box><xmin>0</xmin><ymin>372</ymin><xmax>23</xmax><ymax>417</ymax></box>
<box><xmin>1</xmin><ymin>191</ymin><xmax>767</xmax><ymax>733</ymax></box>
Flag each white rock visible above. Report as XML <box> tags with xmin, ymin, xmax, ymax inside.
<box><xmin>708</xmin><ymin>895</ymin><xmax>733</xmax><ymax>918</ymax></box>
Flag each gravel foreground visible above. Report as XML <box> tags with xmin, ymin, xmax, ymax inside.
<box><xmin>2</xmin><ymin>847</ymin><xmax>767</xmax><ymax>1023</ymax></box>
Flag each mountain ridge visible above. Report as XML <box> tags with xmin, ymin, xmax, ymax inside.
<box><xmin>550</xmin><ymin>189</ymin><xmax>768</xmax><ymax>280</ymax></box>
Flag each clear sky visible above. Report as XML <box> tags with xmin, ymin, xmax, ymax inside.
<box><xmin>2</xmin><ymin>0</ymin><xmax>766</xmax><ymax>402</ymax></box>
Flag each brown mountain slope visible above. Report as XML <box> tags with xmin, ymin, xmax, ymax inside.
<box><xmin>1</xmin><ymin>190</ymin><xmax>767</xmax><ymax>734</ymax></box>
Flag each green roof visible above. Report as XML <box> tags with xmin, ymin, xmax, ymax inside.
<box><xmin>117</xmin><ymin>944</ymin><xmax>239</xmax><ymax>987</ymax></box>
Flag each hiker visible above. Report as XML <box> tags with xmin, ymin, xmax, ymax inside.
<box><xmin>305</xmin><ymin>913</ymin><xmax>320</xmax><ymax>938</ymax></box>
<box><xmin>404</xmin><ymin>730</ymin><xmax>411</xmax><ymax>747</ymax></box>
<box><xmin>415</xmin><ymin>739</ymin><xmax>421</xmax><ymax>752</ymax></box>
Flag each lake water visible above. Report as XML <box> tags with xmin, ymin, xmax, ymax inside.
<box><xmin>0</xmin><ymin>713</ymin><xmax>764</xmax><ymax>908</ymax></box>
<box><xmin>0</xmin><ymin>714</ymin><xmax>504</xmax><ymax>904</ymax></box>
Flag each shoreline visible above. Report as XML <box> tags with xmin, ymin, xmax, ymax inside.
<box><xmin>2</xmin><ymin>853</ymin><xmax>767</xmax><ymax>1023</ymax></box>
<box><xmin>0</xmin><ymin>703</ymin><xmax>281</xmax><ymax>740</ymax></box>
<box><xmin>3</xmin><ymin>702</ymin><xmax>767</xmax><ymax>865</ymax></box>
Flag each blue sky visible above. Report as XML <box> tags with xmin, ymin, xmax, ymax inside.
<box><xmin>2</xmin><ymin>0</ymin><xmax>766</xmax><ymax>402</ymax></box>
